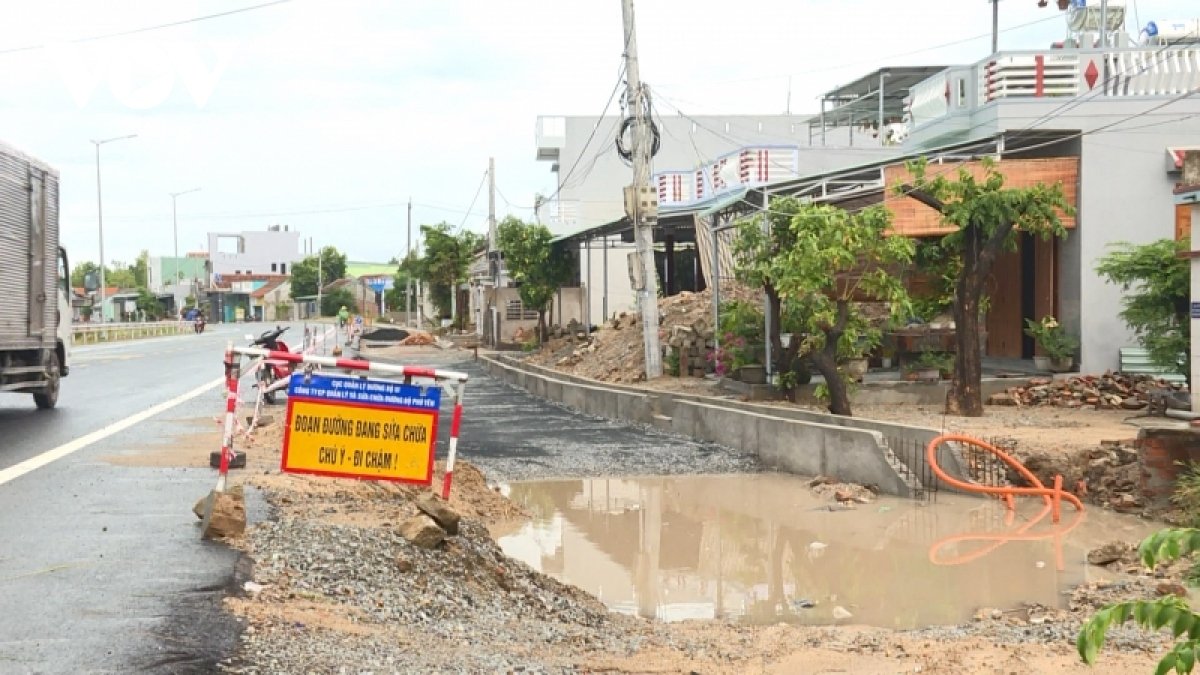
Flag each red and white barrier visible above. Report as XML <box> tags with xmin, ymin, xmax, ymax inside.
<box><xmin>216</xmin><ymin>342</ymin><xmax>243</xmax><ymax>493</ymax></box>
<box><xmin>223</xmin><ymin>344</ymin><xmax>470</xmax><ymax>497</ymax></box>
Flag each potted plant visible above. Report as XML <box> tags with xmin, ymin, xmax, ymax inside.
<box><xmin>906</xmin><ymin>350</ymin><xmax>946</xmax><ymax>382</ymax></box>
<box><xmin>1024</xmin><ymin>316</ymin><xmax>1079</xmax><ymax>372</ymax></box>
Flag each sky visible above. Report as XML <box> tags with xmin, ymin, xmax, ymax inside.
<box><xmin>0</xmin><ymin>0</ymin><xmax>1193</xmax><ymax>267</ymax></box>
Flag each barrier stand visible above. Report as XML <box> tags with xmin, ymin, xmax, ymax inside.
<box><xmin>925</xmin><ymin>433</ymin><xmax>1086</xmax><ymax>571</ymax></box>
<box><xmin>199</xmin><ymin>342</ymin><xmax>244</xmax><ymax>537</ymax></box>
<box><xmin>229</xmin><ymin>346</ymin><xmax>469</xmax><ymax>496</ymax></box>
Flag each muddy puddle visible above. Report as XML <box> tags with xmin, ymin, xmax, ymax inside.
<box><xmin>495</xmin><ymin>473</ymin><xmax>1158</xmax><ymax>629</ymax></box>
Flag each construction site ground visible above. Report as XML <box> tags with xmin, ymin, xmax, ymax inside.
<box><xmin>84</xmin><ymin>342</ymin><xmax>1188</xmax><ymax>673</ymax></box>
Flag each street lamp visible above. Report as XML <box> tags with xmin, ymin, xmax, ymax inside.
<box><xmin>170</xmin><ymin>188</ymin><xmax>201</xmax><ymax>314</ymax></box>
<box><xmin>91</xmin><ymin>134</ymin><xmax>136</xmax><ymax>322</ymax></box>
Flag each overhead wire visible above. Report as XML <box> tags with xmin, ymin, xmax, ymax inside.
<box><xmin>455</xmin><ymin>170</ymin><xmax>490</xmax><ymax>233</ymax></box>
<box><xmin>0</xmin><ymin>0</ymin><xmax>293</xmax><ymax>55</ymax></box>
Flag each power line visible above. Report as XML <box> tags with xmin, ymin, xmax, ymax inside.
<box><xmin>543</xmin><ymin>63</ymin><xmax>627</xmax><ymax>203</ymax></box>
<box><xmin>456</xmin><ymin>171</ymin><xmax>490</xmax><ymax>232</ymax></box>
<box><xmin>0</xmin><ymin>0</ymin><xmax>293</xmax><ymax>55</ymax></box>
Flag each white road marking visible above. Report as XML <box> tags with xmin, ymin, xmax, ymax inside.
<box><xmin>0</xmin><ymin>376</ymin><xmax>224</xmax><ymax>487</ymax></box>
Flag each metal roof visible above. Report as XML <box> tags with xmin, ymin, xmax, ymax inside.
<box><xmin>816</xmin><ymin>66</ymin><xmax>949</xmax><ymax>129</ymax></box>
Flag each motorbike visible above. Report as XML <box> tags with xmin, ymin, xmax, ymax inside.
<box><xmin>249</xmin><ymin>326</ymin><xmax>293</xmax><ymax>404</ymax></box>
<box><xmin>193</xmin><ymin>316</ymin><xmax>205</xmax><ymax>334</ymax></box>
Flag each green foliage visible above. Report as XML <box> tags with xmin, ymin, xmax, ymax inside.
<box><xmin>1079</xmin><ymin>528</ymin><xmax>1200</xmax><ymax>672</ymax></box>
<box><xmin>135</xmin><ymin>287</ymin><xmax>165</xmax><ymax>319</ymax></box>
<box><xmin>290</xmin><ymin>247</ymin><xmax>348</xmax><ymax>299</ymax></box>
<box><xmin>385</xmin><ymin>251</ymin><xmax>419</xmax><ymax>312</ymax></box>
<box><xmin>496</xmin><ymin>216</ymin><xmax>570</xmax><ymax>337</ymax></box>
<box><xmin>1173</xmin><ymin>465</ymin><xmax>1200</xmax><ymax>528</ymax></box>
<box><xmin>910</xmin><ymin>350</ymin><xmax>953</xmax><ymax>373</ymax></box>
<box><xmin>321</xmin><ymin>287</ymin><xmax>357</xmax><ymax>317</ymax></box>
<box><xmin>711</xmin><ymin>300</ymin><xmax>765</xmax><ymax>377</ymax></box>
<box><xmin>413</xmin><ymin>223</ymin><xmax>484</xmax><ymax>323</ymax></box>
<box><xmin>106</xmin><ymin>261</ymin><xmax>137</xmax><ymax>289</ymax></box>
<box><xmin>70</xmin><ymin>261</ymin><xmax>101</xmax><ymax>288</ymax></box>
<box><xmin>1024</xmin><ymin>315</ymin><xmax>1079</xmax><ymax>361</ymax></box>
<box><xmin>1095</xmin><ymin>239</ymin><xmax>1190</xmax><ymax>382</ymax></box>
<box><xmin>734</xmin><ymin>198</ymin><xmax>914</xmax><ymax>415</ymax></box>
<box><xmin>665</xmin><ymin>349</ymin><xmax>681</xmax><ymax>376</ymax></box>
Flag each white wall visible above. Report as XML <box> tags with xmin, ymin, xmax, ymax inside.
<box><xmin>207</xmin><ymin>229</ymin><xmax>302</xmax><ymax>277</ymax></box>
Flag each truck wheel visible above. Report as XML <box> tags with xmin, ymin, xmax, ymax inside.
<box><xmin>33</xmin><ymin>352</ymin><xmax>60</xmax><ymax>410</ymax></box>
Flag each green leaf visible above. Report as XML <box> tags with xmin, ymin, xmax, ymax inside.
<box><xmin>1157</xmin><ymin>651</ymin><xmax>1179</xmax><ymax>675</ymax></box>
<box><xmin>1177</xmin><ymin>643</ymin><xmax>1197</xmax><ymax>673</ymax></box>
<box><xmin>1173</xmin><ymin>608</ymin><xmax>1196</xmax><ymax>639</ymax></box>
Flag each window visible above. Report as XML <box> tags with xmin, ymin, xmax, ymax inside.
<box><xmin>958</xmin><ymin>79</ymin><xmax>967</xmax><ymax>107</ymax></box>
<box><xmin>505</xmin><ymin>299</ymin><xmax>538</xmax><ymax>320</ymax></box>
<box><xmin>271</xmin><ymin>263</ymin><xmax>278</xmax><ymax>272</ymax></box>
<box><xmin>281</xmin><ymin>263</ymin><xmax>287</xmax><ymax>274</ymax></box>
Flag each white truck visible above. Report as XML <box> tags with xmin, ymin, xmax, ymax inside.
<box><xmin>0</xmin><ymin>140</ymin><xmax>71</xmax><ymax>409</ymax></box>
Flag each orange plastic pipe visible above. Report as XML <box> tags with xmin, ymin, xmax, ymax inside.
<box><xmin>924</xmin><ymin>434</ymin><xmax>1086</xmax><ymax>571</ymax></box>
<box><xmin>926</xmin><ymin>434</ymin><xmax>1084</xmax><ymax>522</ymax></box>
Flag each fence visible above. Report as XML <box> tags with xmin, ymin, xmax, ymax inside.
<box><xmin>72</xmin><ymin>321</ymin><xmax>191</xmax><ymax>344</ymax></box>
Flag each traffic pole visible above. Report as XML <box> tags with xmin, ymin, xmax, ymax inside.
<box><xmin>216</xmin><ymin>341</ymin><xmax>242</xmax><ymax>493</ymax></box>
<box><xmin>442</xmin><ymin>381</ymin><xmax>466</xmax><ymax>499</ymax></box>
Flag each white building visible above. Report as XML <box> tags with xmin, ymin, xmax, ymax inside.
<box><xmin>207</xmin><ymin>225</ymin><xmax>302</xmax><ymax>281</ymax></box>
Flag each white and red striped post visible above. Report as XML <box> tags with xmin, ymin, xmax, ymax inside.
<box><xmin>216</xmin><ymin>341</ymin><xmax>243</xmax><ymax>492</ymax></box>
<box><xmin>442</xmin><ymin>380</ymin><xmax>466</xmax><ymax>499</ymax></box>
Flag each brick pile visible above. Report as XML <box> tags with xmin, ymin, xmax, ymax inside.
<box><xmin>987</xmin><ymin>372</ymin><xmax>1183</xmax><ymax>410</ymax></box>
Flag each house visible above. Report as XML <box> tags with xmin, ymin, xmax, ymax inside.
<box><xmin>207</xmin><ymin>224</ymin><xmax>301</xmax><ymax>281</ymax></box>
<box><xmin>250</xmin><ymin>278</ymin><xmax>293</xmax><ymax>322</ymax></box>
<box><xmin>535</xmin><ymin>111</ymin><xmax>905</xmax><ymax>326</ymax></box>
<box><xmin>206</xmin><ymin>273</ymin><xmax>289</xmax><ymax>323</ymax></box>
<box><xmin>294</xmin><ymin>277</ymin><xmax>384</xmax><ymax>320</ymax></box>
<box><xmin>685</xmin><ymin>23</ymin><xmax>1200</xmax><ymax>375</ymax></box>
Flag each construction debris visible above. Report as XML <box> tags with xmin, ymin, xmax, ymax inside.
<box><xmin>528</xmin><ymin>288</ymin><xmax>760</xmax><ymax>383</ymax></box>
<box><xmin>398</xmin><ymin>331</ymin><xmax>435</xmax><ymax>346</ymax></box>
<box><xmin>988</xmin><ymin>372</ymin><xmax>1186</xmax><ymax>410</ymax></box>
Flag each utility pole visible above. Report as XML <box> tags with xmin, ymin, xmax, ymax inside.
<box><xmin>317</xmin><ymin>246</ymin><xmax>323</xmax><ymax>319</ymax></box>
<box><xmin>620</xmin><ymin>0</ymin><xmax>663</xmax><ymax>379</ymax></box>
<box><xmin>406</xmin><ymin>199</ymin><xmax>412</xmax><ymax>327</ymax></box>
<box><xmin>991</xmin><ymin>0</ymin><xmax>999</xmax><ymax>54</ymax></box>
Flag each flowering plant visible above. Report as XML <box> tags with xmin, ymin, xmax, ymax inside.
<box><xmin>1024</xmin><ymin>316</ymin><xmax>1078</xmax><ymax>361</ymax></box>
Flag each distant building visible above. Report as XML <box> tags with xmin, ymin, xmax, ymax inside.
<box><xmin>207</xmin><ymin>224</ymin><xmax>301</xmax><ymax>281</ymax></box>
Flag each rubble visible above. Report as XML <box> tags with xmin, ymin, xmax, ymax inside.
<box><xmin>398</xmin><ymin>331</ymin><xmax>435</xmax><ymax>346</ymax></box>
<box><xmin>1010</xmin><ymin>444</ymin><xmax>1143</xmax><ymax>512</ymax></box>
<box><xmin>989</xmin><ymin>372</ymin><xmax>1185</xmax><ymax>410</ymax></box>
<box><xmin>527</xmin><ymin>287</ymin><xmax>761</xmax><ymax>383</ymax></box>
<box><xmin>397</xmin><ymin>513</ymin><xmax>446</xmax><ymax>549</ymax></box>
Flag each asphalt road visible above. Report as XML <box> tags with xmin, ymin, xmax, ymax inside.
<box><xmin>0</xmin><ymin>323</ymin><xmax>269</xmax><ymax>674</ymax></box>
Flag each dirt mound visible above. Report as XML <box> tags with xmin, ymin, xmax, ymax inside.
<box><xmin>362</xmin><ymin>326</ymin><xmax>409</xmax><ymax>342</ymax></box>
<box><xmin>399</xmin><ymin>331</ymin><xmax>435</xmax><ymax>346</ymax></box>
<box><xmin>528</xmin><ymin>287</ymin><xmax>761</xmax><ymax>383</ymax></box>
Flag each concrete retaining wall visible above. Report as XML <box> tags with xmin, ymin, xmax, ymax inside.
<box><xmin>485</xmin><ymin>355</ymin><xmax>974</xmax><ymax>491</ymax></box>
<box><xmin>479</xmin><ymin>355</ymin><xmax>976</xmax><ymax>497</ymax></box>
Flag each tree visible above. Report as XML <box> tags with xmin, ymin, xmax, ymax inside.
<box><xmin>1078</xmin><ymin>528</ymin><xmax>1200</xmax><ymax>673</ymax></box>
<box><xmin>1096</xmin><ymin>239</ymin><xmax>1190</xmax><ymax>385</ymax></box>
<box><xmin>135</xmin><ymin>287</ymin><xmax>165</xmax><ymax>320</ymax></box>
<box><xmin>415</xmin><ymin>223</ymin><xmax>484</xmax><ymax>327</ymax></box>
<box><xmin>735</xmin><ymin>198</ymin><xmax>914</xmax><ymax>416</ymax></box>
<box><xmin>290</xmin><ymin>246</ymin><xmax>348</xmax><ymax>299</ymax></box>
<box><xmin>70</xmin><ymin>261</ymin><xmax>102</xmax><ymax>289</ymax></box>
<box><xmin>385</xmin><ymin>252</ymin><xmax>419</xmax><ymax>313</ymax></box>
<box><xmin>106</xmin><ymin>261</ymin><xmax>137</xmax><ymax>289</ymax></box>
<box><xmin>731</xmin><ymin>197</ymin><xmax>804</xmax><ymax>378</ymax></box>
<box><xmin>133</xmin><ymin>250</ymin><xmax>150</xmax><ymax>288</ymax></box>
<box><xmin>496</xmin><ymin>216</ymin><xmax>570</xmax><ymax>342</ymax></box>
<box><xmin>321</xmin><ymin>287</ymin><xmax>357</xmax><ymax>317</ymax></box>
<box><xmin>902</xmin><ymin>158</ymin><xmax>1072</xmax><ymax>417</ymax></box>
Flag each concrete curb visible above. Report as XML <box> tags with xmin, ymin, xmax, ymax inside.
<box><xmin>479</xmin><ymin>354</ymin><xmax>978</xmax><ymax>498</ymax></box>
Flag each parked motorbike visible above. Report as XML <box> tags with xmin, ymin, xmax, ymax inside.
<box><xmin>248</xmin><ymin>326</ymin><xmax>292</xmax><ymax>404</ymax></box>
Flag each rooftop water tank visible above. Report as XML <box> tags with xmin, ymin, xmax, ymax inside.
<box><xmin>1141</xmin><ymin>19</ymin><xmax>1200</xmax><ymax>45</ymax></box>
<box><xmin>1067</xmin><ymin>0</ymin><xmax>1127</xmax><ymax>33</ymax></box>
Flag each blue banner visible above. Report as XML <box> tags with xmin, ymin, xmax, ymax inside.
<box><xmin>287</xmin><ymin>373</ymin><xmax>440</xmax><ymax>411</ymax></box>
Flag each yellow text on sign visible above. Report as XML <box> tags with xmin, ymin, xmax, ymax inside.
<box><xmin>285</xmin><ymin>400</ymin><xmax>435</xmax><ymax>483</ymax></box>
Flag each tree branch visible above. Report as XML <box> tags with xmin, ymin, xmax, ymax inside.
<box><xmin>976</xmin><ymin>219</ymin><xmax>1015</xmax><ymax>273</ymax></box>
<box><xmin>901</xmin><ymin>186</ymin><xmax>947</xmax><ymax>213</ymax></box>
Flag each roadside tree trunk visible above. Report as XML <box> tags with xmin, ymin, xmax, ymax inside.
<box><xmin>947</xmin><ymin>220</ymin><xmax>1011</xmax><ymax>417</ymax></box>
<box><xmin>537</xmin><ymin>309</ymin><xmax>548</xmax><ymax>344</ymax></box>
<box><xmin>810</xmin><ymin>301</ymin><xmax>852</xmax><ymax>416</ymax></box>
<box><xmin>765</xmin><ymin>283</ymin><xmax>786</xmax><ymax>377</ymax></box>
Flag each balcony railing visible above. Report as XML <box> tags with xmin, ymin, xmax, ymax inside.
<box><xmin>905</xmin><ymin>45</ymin><xmax>1200</xmax><ymax>129</ymax></box>
<box><xmin>654</xmin><ymin>145</ymin><xmax>801</xmax><ymax>210</ymax></box>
